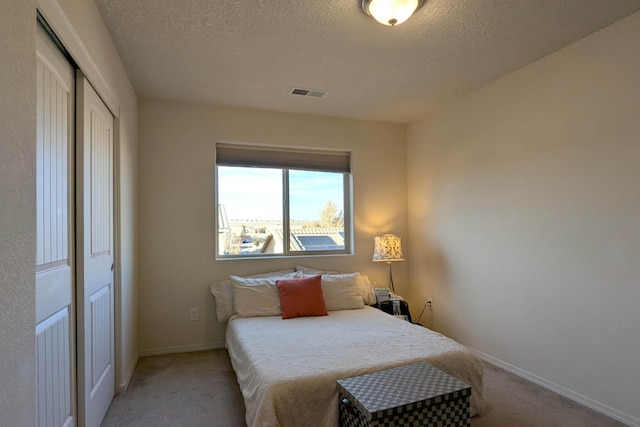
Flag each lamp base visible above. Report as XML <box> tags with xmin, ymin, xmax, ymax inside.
<box><xmin>387</xmin><ymin>261</ymin><xmax>395</xmax><ymax>293</ymax></box>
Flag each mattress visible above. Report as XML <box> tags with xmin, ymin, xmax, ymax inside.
<box><xmin>225</xmin><ymin>306</ymin><xmax>485</xmax><ymax>427</ymax></box>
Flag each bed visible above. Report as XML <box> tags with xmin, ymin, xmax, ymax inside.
<box><xmin>211</xmin><ymin>268</ymin><xmax>485</xmax><ymax>427</ymax></box>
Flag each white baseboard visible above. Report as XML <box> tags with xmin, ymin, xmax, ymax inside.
<box><xmin>117</xmin><ymin>353</ymin><xmax>138</xmax><ymax>394</ymax></box>
<box><xmin>471</xmin><ymin>349</ymin><xmax>639</xmax><ymax>427</ymax></box>
<box><xmin>139</xmin><ymin>341</ymin><xmax>225</xmax><ymax>357</ymax></box>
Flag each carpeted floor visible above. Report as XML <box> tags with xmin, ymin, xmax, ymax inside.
<box><xmin>101</xmin><ymin>349</ymin><xmax>625</xmax><ymax>427</ymax></box>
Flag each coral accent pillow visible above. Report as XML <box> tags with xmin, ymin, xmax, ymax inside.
<box><xmin>276</xmin><ymin>275</ymin><xmax>328</xmax><ymax>319</ymax></box>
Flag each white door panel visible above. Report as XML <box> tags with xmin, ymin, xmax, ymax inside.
<box><xmin>36</xmin><ymin>266</ymin><xmax>72</xmax><ymax>324</ymax></box>
<box><xmin>36</xmin><ymin>308</ymin><xmax>74</xmax><ymax>427</ymax></box>
<box><xmin>76</xmin><ymin>73</ymin><xmax>115</xmax><ymax>427</ymax></box>
<box><xmin>35</xmin><ymin>23</ymin><xmax>76</xmax><ymax>427</ymax></box>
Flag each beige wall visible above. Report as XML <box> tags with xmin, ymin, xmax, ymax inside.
<box><xmin>0</xmin><ymin>1</ymin><xmax>37</xmax><ymax>424</ymax></box>
<box><xmin>0</xmin><ymin>5</ymin><xmax>137</xmax><ymax>424</ymax></box>
<box><xmin>137</xmin><ymin>99</ymin><xmax>407</xmax><ymax>354</ymax></box>
<box><xmin>407</xmin><ymin>11</ymin><xmax>640</xmax><ymax>424</ymax></box>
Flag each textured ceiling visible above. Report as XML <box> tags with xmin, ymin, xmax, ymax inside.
<box><xmin>94</xmin><ymin>0</ymin><xmax>640</xmax><ymax>123</ymax></box>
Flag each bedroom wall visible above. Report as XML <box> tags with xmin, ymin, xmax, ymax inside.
<box><xmin>406</xmin><ymin>11</ymin><xmax>640</xmax><ymax>425</ymax></box>
<box><xmin>137</xmin><ymin>99</ymin><xmax>408</xmax><ymax>354</ymax></box>
<box><xmin>0</xmin><ymin>1</ymin><xmax>37</xmax><ymax>424</ymax></box>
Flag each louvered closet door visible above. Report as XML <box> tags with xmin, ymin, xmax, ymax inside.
<box><xmin>76</xmin><ymin>73</ymin><xmax>115</xmax><ymax>427</ymax></box>
<box><xmin>35</xmin><ymin>23</ymin><xmax>76</xmax><ymax>427</ymax></box>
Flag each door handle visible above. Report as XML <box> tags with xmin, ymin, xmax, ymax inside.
<box><xmin>111</xmin><ymin>263</ymin><xmax>114</xmax><ymax>271</ymax></box>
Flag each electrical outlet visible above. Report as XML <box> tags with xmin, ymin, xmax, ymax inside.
<box><xmin>427</xmin><ymin>299</ymin><xmax>433</xmax><ymax>310</ymax></box>
<box><xmin>190</xmin><ymin>308</ymin><xmax>199</xmax><ymax>321</ymax></box>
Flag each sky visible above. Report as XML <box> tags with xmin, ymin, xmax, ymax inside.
<box><xmin>217</xmin><ymin>166</ymin><xmax>344</xmax><ymax>221</ymax></box>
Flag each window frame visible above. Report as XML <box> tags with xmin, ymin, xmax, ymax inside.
<box><xmin>215</xmin><ymin>143</ymin><xmax>353</xmax><ymax>260</ymax></box>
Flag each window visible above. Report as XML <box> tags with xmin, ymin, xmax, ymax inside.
<box><xmin>216</xmin><ymin>143</ymin><xmax>352</xmax><ymax>258</ymax></box>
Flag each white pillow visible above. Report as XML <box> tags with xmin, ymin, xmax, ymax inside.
<box><xmin>210</xmin><ymin>269</ymin><xmax>296</xmax><ymax>323</ymax></box>
<box><xmin>358</xmin><ymin>275</ymin><xmax>377</xmax><ymax>306</ymax></box>
<box><xmin>296</xmin><ymin>265</ymin><xmax>376</xmax><ymax>305</ymax></box>
<box><xmin>296</xmin><ymin>265</ymin><xmax>338</xmax><ymax>275</ymax></box>
<box><xmin>320</xmin><ymin>273</ymin><xmax>365</xmax><ymax>311</ymax></box>
<box><xmin>231</xmin><ymin>271</ymin><xmax>304</xmax><ymax>318</ymax></box>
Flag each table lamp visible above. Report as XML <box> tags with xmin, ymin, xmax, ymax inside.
<box><xmin>372</xmin><ymin>234</ymin><xmax>405</xmax><ymax>293</ymax></box>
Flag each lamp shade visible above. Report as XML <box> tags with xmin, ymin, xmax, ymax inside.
<box><xmin>372</xmin><ymin>234</ymin><xmax>405</xmax><ymax>262</ymax></box>
<box><xmin>362</xmin><ymin>0</ymin><xmax>424</xmax><ymax>26</ymax></box>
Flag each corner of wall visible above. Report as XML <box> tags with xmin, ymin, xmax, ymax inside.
<box><xmin>0</xmin><ymin>1</ymin><xmax>37</xmax><ymax>425</ymax></box>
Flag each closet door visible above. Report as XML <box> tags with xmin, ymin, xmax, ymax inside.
<box><xmin>76</xmin><ymin>73</ymin><xmax>115</xmax><ymax>427</ymax></box>
<box><xmin>35</xmin><ymin>23</ymin><xmax>76</xmax><ymax>427</ymax></box>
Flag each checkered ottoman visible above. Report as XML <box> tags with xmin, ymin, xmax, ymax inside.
<box><xmin>336</xmin><ymin>362</ymin><xmax>471</xmax><ymax>427</ymax></box>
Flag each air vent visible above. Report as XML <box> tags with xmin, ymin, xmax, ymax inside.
<box><xmin>290</xmin><ymin>87</ymin><xmax>327</xmax><ymax>98</ymax></box>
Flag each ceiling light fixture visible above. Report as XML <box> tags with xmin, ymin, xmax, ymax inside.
<box><xmin>362</xmin><ymin>0</ymin><xmax>425</xmax><ymax>26</ymax></box>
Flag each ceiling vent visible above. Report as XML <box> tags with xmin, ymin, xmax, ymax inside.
<box><xmin>290</xmin><ymin>87</ymin><xmax>327</xmax><ymax>98</ymax></box>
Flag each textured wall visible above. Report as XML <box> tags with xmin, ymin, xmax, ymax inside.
<box><xmin>0</xmin><ymin>1</ymin><xmax>37</xmax><ymax>425</ymax></box>
<box><xmin>137</xmin><ymin>100</ymin><xmax>408</xmax><ymax>354</ymax></box>
<box><xmin>407</xmin><ymin>12</ymin><xmax>640</xmax><ymax>424</ymax></box>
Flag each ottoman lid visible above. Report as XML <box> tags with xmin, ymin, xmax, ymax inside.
<box><xmin>337</xmin><ymin>362</ymin><xmax>470</xmax><ymax>420</ymax></box>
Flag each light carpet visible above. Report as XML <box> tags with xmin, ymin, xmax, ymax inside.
<box><xmin>101</xmin><ymin>349</ymin><xmax>625</xmax><ymax>427</ymax></box>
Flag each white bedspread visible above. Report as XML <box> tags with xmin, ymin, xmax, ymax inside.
<box><xmin>226</xmin><ymin>306</ymin><xmax>485</xmax><ymax>427</ymax></box>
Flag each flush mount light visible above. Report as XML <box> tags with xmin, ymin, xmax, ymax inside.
<box><xmin>362</xmin><ymin>0</ymin><xmax>425</xmax><ymax>26</ymax></box>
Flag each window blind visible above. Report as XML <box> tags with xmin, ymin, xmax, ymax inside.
<box><xmin>216</xmin><ymin>143</ymin><xmax>351</xmax><ymax>173</ymax></box>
